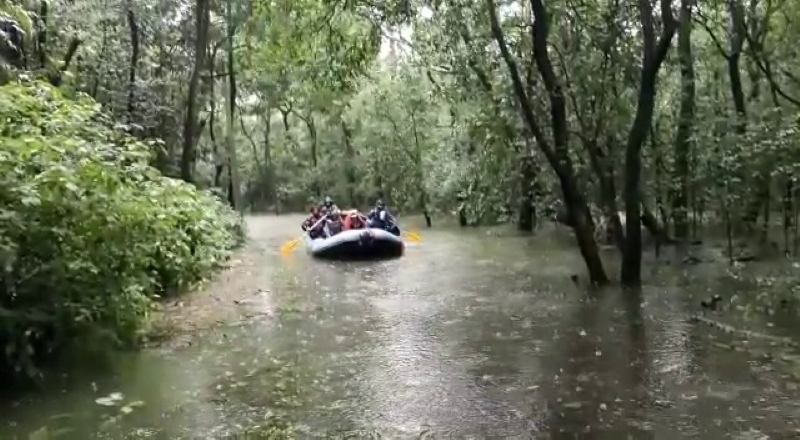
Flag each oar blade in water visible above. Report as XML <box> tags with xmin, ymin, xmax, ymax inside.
<box><xmin>405</xmin><ymin>230</ymin><xmax>421</xmax><ymax>242</ymax></box>
<box><xmin>280</xmin><ymin>237</ymin><xmax>300</xmax><ymax>254</ymax></box>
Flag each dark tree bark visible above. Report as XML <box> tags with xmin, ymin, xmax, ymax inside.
<box><xmin>37</xmin><ymin>0</ymin><xmax>47</xmax><ymax>69</ymax></box>
<box><xmin>125</xmin><ymin>5</ymin><xmax>139</xmax><ymax>123</ymax></box>
<box><xmin>671</xmin><ymin>0</ymin><xmax>696</xmax><ymax>242</ymax></box>
<box><xmin>239</xmin><ymin>106</ymin><xmax>263</xmax><ymax>173</ymax></box>
<box><xmin>262</xmin><ymin>110</ymin><xmax>277</xmax><ymax>213</ymax></box>
<box><xmin>726</xmin><ymin>0</ymin><xmax>747</xmax><ymax>132</ymax></box>
<box><xmin>487</xmin><ymin>0</ymin><xmax>608</xmax><ymax>285</ymax></box>
<box><xmin>620</xmin><ymin>0</ymin><xmax>676</xmax><ymax>287</ymax></box>
<box><xmin>409</xmin><ymin>111</ymin><xmax>432</xmax><ymax>227</ymax></box>
<box><xmin>295</xmin><ymin>111</ymin><xmax>319</xmax><ymax>197</ymax></box>
<box><xmin>225</xmin><ymin>0</ymin><xmax>242</xmax><ymax>211</ymax></box>
<box><xmin>279</xmin><ymin>103</ymin><xmax>291</xmax><ymax>131</ymax></box>
<box><xmin>517</xmin><ymin>153</ymin><xmax>536</xmax><ymax>232</ymax></box>
<box><xmin>179</xmin><ymin>0</ymin><xmax>210</xmax><ymax>183</ymax></box>
<box><xmin>48</xmin><ymin>38</ymin><xmax>81</xmax><ymax>87</ymax></box>
<box><xmin>206</xmin><ymin>45</ymin><xmax>224</xmax><ymax>188</ymax></box>
<box><xmin>341</xmin><ymin>120</ymin><xmax>357</xmax><ymax>207</ymax></box>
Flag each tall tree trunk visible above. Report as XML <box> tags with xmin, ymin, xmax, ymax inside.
<box><xmin>125</xmin><ymin>4</ymin><xmax>139</xmax><ymax>123</ymax></box>
<box><xmin>90</xmin><ymin>23</ymin><xmax>108</xmax><ymax>97</ymax></box>
<box><xmin>341</xmin><ymin>120</ymin><xmax>357</xmax><ymax>207</ymax></box>
<box><xmin>180</xmin><ymin>0</ymin><xmax>209</xmax><ymax>183</ymax></box>
<box><xmin>517</xmin><ymin>152</ymin><xmax>536</xmax><ymax>232</ymax></box>
<box><xmin>487</xmin><ymin>0</ymin><xmax>608</xmax><ymax>285</ymax></box>
<box><xmin>47</xmin><ymin>37</ymin><xmax>80</xmax><ymax>88</ymax></box>
<box><xmin>585</xmin><ymin>136</ymin><xmax>625</xmax><ymax>251</ymax></box>
<box><xmin>296</xmin><ymin>112</ymin><xmax>319</xmax><ymax>197</ymax></box>
<box><xmin>409</xmin><ymin>112</ymin><xmax>432</xmax><ymax>227</ymax></box>
<box><xmin>207</xmin><ymin>46</ymin><xmax>223</xmax><ymax>188</ymax></box>
<box><xmin>727</xmin><ymin>0</ymin><xmax>747</xmax><ymax>133</ymax></box>
<box><xmin>238</xmin><ymin>105</ymin><xmax>266</xmax><ymax>205</ymax></box>
<box><xmin>211</xmin><ymin>111</ymin><xmax>223</xmax><ymax>188</ymax></box>
<box><xmin>262</xmin><ymin>111</ymin><xmax>278</xmax><ymax>213</ymax></box>
<box><xmin>671</xmin><ymin>0</ymin><xmax>695</xmax><ymax>242</ymax></box>
<box><xmin>725</xmin><ymin>0</ymin><xmax>760</xmax><ymax>228</ymax></box>
<box><xmin>225</xmin><ymin>0</ymin><xmax>242</xmax><ymax>211</ymax></box>
<box><xmin>37</xmin><ymin>0</ymin><xmax>47</xmax><ymax>69</ymax></box>
<box><xmin>620</xmin><ymin>0</ymin><xmax>676</xmax><ymax>287</ymax></box>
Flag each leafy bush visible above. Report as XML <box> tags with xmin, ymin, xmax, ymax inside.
<box><xmin>0</xmin><ymin>82</ymin><xmax>245</xmax><ymax>381</ymax></box>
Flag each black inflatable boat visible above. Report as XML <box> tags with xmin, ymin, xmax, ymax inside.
<box><xmin>305</xmin><ymin>228</ymin><xmax>404</xmax><ymax>260</ymax></box>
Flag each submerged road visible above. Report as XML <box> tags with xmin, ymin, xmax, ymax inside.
<box><xmin>3</xmin><ymin>215</ymin><xmax>800</xmax><ymax>438</ymax></box>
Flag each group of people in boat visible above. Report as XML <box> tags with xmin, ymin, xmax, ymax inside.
<box><xmin>301</xmin><ymin>196</ymin><xmax>397</xmax><ymax>239</ymax></box>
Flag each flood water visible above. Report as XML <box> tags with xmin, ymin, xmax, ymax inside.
<box><xmin>3</xmin><ymin>215</ymin><xmax>800</xmax><ymax>438</ymax></box>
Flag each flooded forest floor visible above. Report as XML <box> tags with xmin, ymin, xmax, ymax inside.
<box><xmin>5</xmin><ymin>214</ymin><xmax>800</xmax><ymax>438</ymax></box>
<box><xmin>151</xmin><ymin>241</ymin><xmax>278</xmax><ymax>349</ymax></box>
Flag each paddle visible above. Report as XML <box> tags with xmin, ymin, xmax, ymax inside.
<box><xmin>404</xmin><ymin>230</ymin><xmax>422</xmax><ymax>242</ymax></box>
<box><xmin>374</xmin><ymin>211</ymin><xmax>421</xmax><ymax>242</ymax></box>
<box><xmin>280</xmin><ymin>215</ymin><xmax>327</xmax><ymax>255</ymax></box>
<box><xmin>383</xmin><ymin>214</ymin><xmax>420</xmax><ymax>242</ymax></box>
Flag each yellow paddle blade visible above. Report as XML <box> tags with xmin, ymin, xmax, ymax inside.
<box><xmin>280</xmin><ymin>237</ymin><xmax>300</xmax><ymax>255</ymax></box>
<box><xmin>404</xmin><ymin>230</ymin><xmax>421</xmax><ymax>242</ymax></box>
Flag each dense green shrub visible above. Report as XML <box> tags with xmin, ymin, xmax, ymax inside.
<box><xmin>0</xmin><ymin>82</ymin><xmax>245</xmax><ymax>381</ymax></box>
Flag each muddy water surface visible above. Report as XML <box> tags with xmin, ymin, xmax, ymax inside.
<box><xmin>3</xmin><ymin>215</ymin><xmax>800</xmax><ymax>438</ymax></box>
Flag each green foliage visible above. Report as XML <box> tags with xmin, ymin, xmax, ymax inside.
<box><xmin>0</xmin><ymin>82</ymin><xmax>244</xmax><ymax>382</ymax></box>
<box><xmin>0</xmin><ymin>0</ymin><xmax>33</xmax><ymax>36</ymax></box>
<box><xmin>0</xmin><ymin>1</ymin><xmax>31</xmax><ymax>82</ymax></box>
<box><xmin>5</xmin><ymin>0</ymin><xmax>799</xmax><ymax>277</ymax></box>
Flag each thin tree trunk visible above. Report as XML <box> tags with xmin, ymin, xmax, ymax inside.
<box><xmin>409</xmin><ymin>112</ymin><xmax>432</xmax><ymax>227</ymax></box>
<box><xmin>620</xmin><ymin>0</ymin><xmax>676</xmax><ymax>287</ymax></box>
<box><xmin>671</xmin><ymin>0</ymin><xmax>695</xmax><ymax>242</ymax></box>
<box><xmin>517</xmin><ymin>153</ymin><xmax>536</xmax><ymax>232</ymax></box>
<box><xmin>37</xmin><ymin>0</ymin><xmax>47</xmax><ymax>69</ymax></box>
<box><xmin>207</xmin><ymin>46</ymin><xmax>223</xmax><ymax>188</ymax></box>
<box><xmin>341</xmin><ymin>120</ymin><xmax>357</xmax><ymax>207</ymax></box>
<box><xmin>125</xmin><ymin>4</ymin><xmax>139</xmax><ymax>123</ymax></box>
<box><xmin>225</xmin><ymin>0</ymin><xmax>242</xmax><ymax>211</ymax></box>
<box><xmin>180</xmin><ymin>0</ymin><xmax>209</xmax><ymax>183</ymax></box>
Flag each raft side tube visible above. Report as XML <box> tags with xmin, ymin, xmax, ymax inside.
<box><xmin>305</xmin><ymin>228</ymin><xmax>404</xmax><ymax>260</ymax></box>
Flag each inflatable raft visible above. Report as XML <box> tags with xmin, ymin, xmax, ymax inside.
<box><xmin>305</xmin><ymin>227</ymin><xmax>404</xmax><ymax>260</ymax></box>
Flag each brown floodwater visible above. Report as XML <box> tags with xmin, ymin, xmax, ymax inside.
<box><xmin>2</xmin><ymin>215</ymin><xmax>800</xmax><ymax>438</ymax></box>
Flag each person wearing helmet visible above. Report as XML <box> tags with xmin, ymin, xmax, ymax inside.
<box><xmin>367</xmin><ymin>199</ymin><xmax>395</xmax><ymax>231</ymax></box>
<box><xmin>366</xmin><ymin>199</ymin><xmax>384</xmax><ymax>224</ymax></box>
<box><xmin>325</xmin><ymin>208</ymin><xmax>343</xmax><ymax>237</ymax></box>
<box><xmin>321</xmin><ymin>196</ymin><xmax>339</xmax><ymax>212</ymax></box>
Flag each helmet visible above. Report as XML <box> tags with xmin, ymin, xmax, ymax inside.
<box><xmin>324</xmin><ymin>196</ymin><xmax>333</xmax><ymax>206</ymax></box>
<box><xmin>376</xmin><ymin>199</ymin><xmax>385</xmax><ymax>209</ymax></box>
<box><xmin>319</xmin><ymin>206</ymin><xmax>329</xmax><ymax>216</ymax></box>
